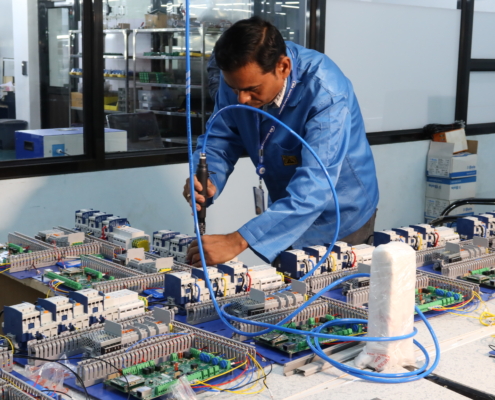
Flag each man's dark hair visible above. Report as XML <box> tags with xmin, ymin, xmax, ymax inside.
<box><xmin>214</xmin><ymin>16</ymin><xmax>286</xmax><ymax>74</ymax></box>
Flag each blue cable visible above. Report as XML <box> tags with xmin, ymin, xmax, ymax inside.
<box><xmin>195</xmin><ymin>283</ymin><xmax>201</xmax><ymax>303</ymax></box>
<box><xmin>183</xmin><ymin>0</ymin><xmax>439</xmax><ymax>382</ymax></box>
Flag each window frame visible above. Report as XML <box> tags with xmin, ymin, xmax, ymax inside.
<box><xmin>0</xmin><ymin>0</ymin><xmax>491</xmax><ymax>180</ymax></box>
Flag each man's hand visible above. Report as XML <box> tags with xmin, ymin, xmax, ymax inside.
<box><xmin>183</xmin><ymin>176</ymin><xmax>217</xmax><ymax>211</ymax></box>
<box><xmin>186</xmin><ymin>232</ymin><xmax>248</xmax><ymax>267</ymax></box>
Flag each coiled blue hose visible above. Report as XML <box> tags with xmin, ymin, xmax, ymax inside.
<box><xmin>184</xmin><ymin>0</ymin><xmax>440</xmax><ymax>382</ymax></box>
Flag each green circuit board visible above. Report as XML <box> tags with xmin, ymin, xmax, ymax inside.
<box><xmin>460</xmin><ymin>267</ymin><xmax>495</xmax><ymax>289</ymax></box>
<box><xmin>254</xmin><ymin>315</ymin><xmax>366</xmax><ymax>355</ymax></box>
<box><xmin>104</xmin><ymin>350</ymin><xmax>232</xmax><ymax>400</ymax></box>
<box><xmin>415</xmin><ymin>286</ymin><xmax>464</xmax><ymax>313</ymax></box>
<box><xmin>44</xmin><ymin>267</ymin><xmax>115</xmax><ymax>290</ymax></box>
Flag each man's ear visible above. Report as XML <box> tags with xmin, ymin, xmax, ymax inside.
<box><xmin>277</xmin><ymin>56</ymin><xmax>291</xmax><ymax>79</ymax></box>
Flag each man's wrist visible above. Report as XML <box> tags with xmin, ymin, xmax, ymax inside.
<box><xmin>231</xmin><ymin>231</ymin><xmax>249</xmax><ymax>253</ymax></box>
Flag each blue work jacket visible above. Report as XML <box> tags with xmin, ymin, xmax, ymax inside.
<box><xmin>194</xmin><ymin>41</ymin><xmax>379</xmax><ymax>263</ymax></box>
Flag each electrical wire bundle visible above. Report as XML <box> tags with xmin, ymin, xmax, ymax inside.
<box><xmin>183</xmin><ymin>0</ymin><xmax>442</xmax><ymax>384</ymax></box>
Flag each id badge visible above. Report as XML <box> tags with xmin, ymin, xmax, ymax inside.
<box><xmin>253</xmin><ymin>186</ymin><xmax>265</xmax><ymax>215</ymax></box>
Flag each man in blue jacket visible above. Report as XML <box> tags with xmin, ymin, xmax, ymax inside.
<box><xmin>185</xmin><ymin>17</ymin><xmax>379</xmax><ymax>267</ymax></box>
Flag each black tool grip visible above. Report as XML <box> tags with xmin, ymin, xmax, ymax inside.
<box><xmin>196</xmin><ymin>155</ymin><xmax>208</xmax><ymax>234</ymax></box>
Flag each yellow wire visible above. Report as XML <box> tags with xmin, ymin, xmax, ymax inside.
<box><xmin>0</xmin><ymin>268</ymin><xmax>10</xmax><ymax>274</ymax></box>
<box><xmin>138</xmin><ymin>296</ymin><xmax>149</xmax><ymax>308</ymax></box>
<box><xmin>54</xmin><ymin>281</ymin><xmax>69</xmax><ymax>293</ymax></box>
<box><xmin>432</xmin><ymin>291</ymin><xmax>495</xmax><ymax>326</ymax></box>
<box><xmin>0</xmin><ymin>335</ymin><xmax>15</xmax><ymax>354</ymax></box>
<box><xmin>194</xmin><ymin>358</ymin><xmax>248</xmax><ymax>384</ymax></box>
<box><xmin>169</xmin><ymin>324</ymin><xmax>173</xmax><ymax>332</ymax></box>
<box><xmin>222</xmin><ymin>277</ymin><xmax>228</xmax><ymax>297</ymax></box>
<box><xmin>417</xmin><ymin>235</ymin><xmax>423</xmax><ymax>250</ymax></box>
<box><xmin>330</xmin><ymin>253</ymin><xmax>337</xmax><ymax>272</ymax></box>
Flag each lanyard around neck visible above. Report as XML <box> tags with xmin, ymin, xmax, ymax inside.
<box><xmin>256</xmin><ymin>47</ymin><xmax>298</xmax><ymax>177</ymax></box>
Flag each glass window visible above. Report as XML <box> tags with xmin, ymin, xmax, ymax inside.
<box><xmin>467</xmin><ymin>72</ymin><xmax>495</xmax><ymax>124</ymax></box>
<box><xmin>0</xmin><ymin>0</ymin><xmax>87</xmax><ymax>162</ymax></box>
<box><xmin>326</xmin><ymin>0</ymin><xmax>460</xmax><ymax>132</ymax></box>
<box><xmin>91</xmin><ymin>0</ymin><xmax>308</xmax><ymax>154</ymax></box>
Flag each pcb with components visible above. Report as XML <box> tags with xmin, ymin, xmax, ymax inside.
<box><xmin>104</xmin><ymin>350</ymin><xmax>232</xmax><ymax>399</ymax></box>
<box><xmin>461</xmin><ymin>266</ymin><xmax>495</xmax><ymax>288</ymax></box>
<box><xmin>44</xmin><ymin>266</ymin><xmax>115</xmax><ymax>290</ymax></box>
<box><xmin>415</xmin><ymin>286</ymin><xmax>463</xmax><ymax>313</ymax></box>
<box><xmin>254</xmin><ymin>315</ymin><xmax>366</xmax><ymax>355</ymax></box>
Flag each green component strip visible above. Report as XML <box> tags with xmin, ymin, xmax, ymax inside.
<box><xmin>82</xmin><ymin>267</ymin><xmax>103</xmax><ymax>279</ymax></box>
<box><xmin>45</xmin><ymin>271</ymin><xmax>83</xmax><ymax>290</ymax></box>
<box><xmin>122</xmin><ymin>360</ymin><xmax>155</xmax><ymax>376</ymax></box>
<box><xmin>470</xmin><ymin>267</ymin><xmax>491</xmax><ymax>275</ymax></box>
<box><xmin>8</xmin><ymin>243</ymin><xmax>25</xmax><ymax>253</ymax></box>
<box><xmin>415</xmin><ymin>287</ymin><xmax>464</xmax><ymax>314</ymax></box>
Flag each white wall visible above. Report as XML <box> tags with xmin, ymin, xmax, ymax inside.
<box><xmin>0</xmin><ymin>0</ymin><xmax>14</xmax><ymax>60</ymax></box>
<box><xmin>12</xmin><ymin>0</ymin><xmax>41</xmax><ymax>128</ymax></box>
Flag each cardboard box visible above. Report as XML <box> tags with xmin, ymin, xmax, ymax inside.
<box><xmin>71</xmin><ymin>92</ymin><xmax>83</xmax><ymax>108</ymax></box>
<box><xmin>425</xmin><ymin>176</ymin><xmax>476</xmax><ymax>200</ymax></box>
<box><xmin>427</xmin><ymin>140</ymin><xmax>477</xmax><ymax>178</ymax></box>
<box><xmin>145</xmin><ymin>13</ymin><xmax>169</xmax><ymax>28</ymax></box>
<box><xmin>424</xmin><ymin>197</ymin><xmax>475</xmax><ymax>219</ymax></box>
<box><xmin>432</xmin><ymin>127</ymin><xmax>468</xmax><ymax>153</ymax></box>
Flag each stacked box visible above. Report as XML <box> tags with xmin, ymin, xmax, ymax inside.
<box><xmin>425</xmin><ymin>140</ymin><xmax>478</xmax><ymax>222</ymax></box>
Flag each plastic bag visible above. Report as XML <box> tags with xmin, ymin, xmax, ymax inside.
<box><xmin>25</xmin><ymin>362</ymin><xmax>67</xmax><ymax>394</ymax></box>
<box><xmin>168</xmin><ymin>376</ymin><xmax>198</xmax><ymax>400</ymax></box>
<box><xmin>354</xmin><ymin>242</ymin><xmax>416</xmax><ymax>371</ymax></box>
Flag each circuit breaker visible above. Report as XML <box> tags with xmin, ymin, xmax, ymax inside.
<box><xmin>279</xmin><ymin>249</ymin><xmax>317</xmax><ymax>278</ymax></box>
<box><xmin>373</xmin><ymin>230</ymin><xmax>401</xmax><ymax>247</ymax></box>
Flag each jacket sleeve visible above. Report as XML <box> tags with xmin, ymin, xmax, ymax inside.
<box><xmin>238</xmin><ymin>92</ymin><xmax>351</xmax><ymax>262</ymax></box>
<box><xmin>193</xmin><ymin>79</ymin><xmax>245</xmax><ymax>199</ymax></box>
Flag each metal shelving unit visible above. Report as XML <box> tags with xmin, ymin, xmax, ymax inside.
<box><xmin>132</xmin><ymin>26</ymin><xmax>211</xmax><ymax>135</ymax></box>
<box><xmin>68</xmin><ymin>29</ymin><xmax>133</xmax><ymax>125</ymax></box>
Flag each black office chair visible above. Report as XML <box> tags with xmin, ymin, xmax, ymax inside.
<box><xmin>106</xmin><ymin>112</ymin><xmax>164</xmax><ymax>151</ymax></box>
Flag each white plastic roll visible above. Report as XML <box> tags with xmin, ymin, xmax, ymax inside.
<box><xmin>354</xmin><ymin>241</ymin><xmax>416</xmax><ymax>371</ymax></box>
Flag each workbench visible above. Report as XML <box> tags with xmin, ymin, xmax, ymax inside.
<box><xmin>8</xmin><ymin>282</ymin><xmax>494</xmax><ymax>400</ymax></box>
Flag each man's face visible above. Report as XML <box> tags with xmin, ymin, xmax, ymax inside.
<box><xmin>222</xmin><ymin>56</ymin><xmax>291</xmax><ymax>108</ymax></box>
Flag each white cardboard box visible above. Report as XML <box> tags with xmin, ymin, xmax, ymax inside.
<box><xmin>425</xmin><ymin>176</ymin><xmax>476</xmax><ymax>200</ymax></box>
<box><xmin>426</xmin><ymin>140</ymin><xmax>477</xmax><ymax>178</ymax></box>
<box><xmin>424</xmin><ymin>197</ymin><xmax>475</xmax><ymax>219</ymax></box>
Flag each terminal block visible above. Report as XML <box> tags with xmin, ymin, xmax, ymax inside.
<box><xmin>373</xmin><ymin>230</ymin><xmax>401</xmax><ymax>246</ymax></box>
<box><xmin>434</xmin><ymin>226</ymin><xmax>460</xmax><ymax>247</ymax></box>
<box><xmin>346</xmin><ymin>271</ymin><xmax>478</xmax><ymax>308</ymax></box>
<box><xmin>392</xmin><ymin>227</ymin><xmax>421</xmax><ymax>249</ymax></box>
<box><xmin>410</xmin><ymin>224</ymin><xmax>437</xmax><ymax>248</ymax></box>
<box><xmin>227</xmin><ymin>284</ymin><xmax>306</xmax><ymax>319</ymax></box>
<box><xmin>303</xmin><ymin>245</ymin><xmax>338</xmax><ymax>273</ymax></box>
<box><xmin>329</xmin><ymin>242</ymin><xmax>353</xmax><ymax>268</ymax></box>
<box><xmin>107</xmin><ymin>226</ymin><xmax>150</xmax><ymax>251</ymax></box>
<box><xmin>457</xmin><ymin>216</ymin><xmax>488</xmax><ymax>239</ymax></box>
<box><xmin>216</xmin><ymin>260</ymin><xmax>248</xmax><ymax>293</ymax></box>
<box><xmin>86</xmin><ymin>212</ymin><xmax>114</xmax><ymax>236</ymax></box>
<box><xmin>76</xmin><ymin>319</ymin><xmax>255</xmax><ymax>387</ymax></box>
<box><xmin>152</xmin><ymin>230</ymin><xmax>179</xmax><ymax>256</ymax></box>
<box><xmin>246</xmin><ymin>264</ymin><xmax>284</xmax><ymax>291</ymax></box>
<box><xmin>26</xmin><ymin>309</ymin><xmax>172</xmax><ymax>365</ymax></box>
<box><xmin>279</xmin><ymin>249</ymin><xmax>317</xmax><ymax>278</ymax></box>
<box><xmin>440</xmin><ymin>251</ymin><xmax>495</xmax><ymax>279</ymax></box>
<box><xmin>75</xmin><ymin>209</ymin><xmax>100</xmax><ymax>232</ymax></box>
<box><xmin>0</xmin><ymin>347</ymin><xmax>13</xmax><ymax>372</ymax></box>
<box><xmin>4</xmin><ymin>288</ymin><xmax>145</xmax><ymax>347</ymax></box>
<box><xmin>191</xmin><ymin>266</ymin><xmax>231</xmax><ymax>297</ymax></box>
<box><xmin>168</xmin><ymin>234</ymin><xmax>194</xmax><ymax>263</ymax></box>
<box><xmin>231</xmin><ymin>297</ymin><xmax>368</xmax><ymax>342</ymax></box>
<box><xmin>164</xmin><ymin>271</ymin><xmax>206</xmax><ymax>305</ymax></box>
<box><xmin>38</xmin><ymin>229</ymin><xmax>86</xmax><ymax>246</ymax></box>
<box><xmin>352</xmin><ymin>244</ymin><xmax>374</xmax><ymax>265</ymax></box>
<box><xmin>432</xmin><ymin>239</ymin><xmax>487</xmax><ymax>271</ymax></box>
<box><xmin>0</xmin><ymin>369</ymin><xmax>56</xmax><ymax>400</ymax></box>
<box><xmin>127</xmin><ymin>256</ymin><xmax>174</xmax><ymax>274</ymax></box>
<box><xmin>477</xmin><ymin>213</ymin><xmax>495</xmax><ymax>237</ymax></box>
